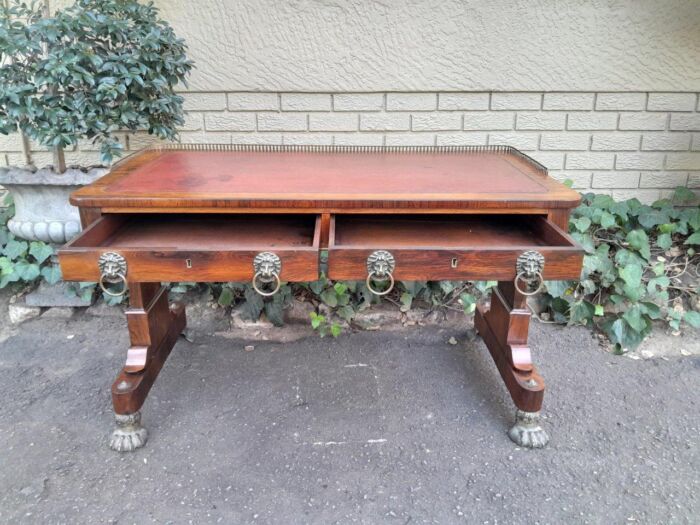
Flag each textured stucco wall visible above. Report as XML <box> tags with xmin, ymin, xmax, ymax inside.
<box><xmin>154</xmin><ymin>0</ymin><xmax>700</xmax><ymax>92</ymax></box>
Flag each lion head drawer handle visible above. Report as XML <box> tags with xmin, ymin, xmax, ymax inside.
<box><xmin>514</xmin><ymin>250</ymin><xmax>545</xmax><ymax>296</ymax></box>
<box><xmin>252</xmin><ymin>252</ymin><xmax>282</xmax><ymax>297</ymax></box>
<box><xmin>366</xmin><ymin>250</ymin><xmax>395</xmax><ymax>296</ymax></box>
<box><xmin>98</xmin><ymin>252</ymin><xmax>128</xmax><ymax>297</ymax></box>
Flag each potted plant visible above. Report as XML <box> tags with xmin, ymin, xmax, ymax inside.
<box><xmin>0</xmin><ymin>0</ymin><xmax>192</xmax><ymax>245</ymax></box>
<box><xmin>0</xmin><ymin>0</ymin><xmax>191</xmax><ymax>305</ymax></box>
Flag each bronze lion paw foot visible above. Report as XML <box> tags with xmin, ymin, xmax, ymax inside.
<box><xmin>109</xmin><ymin>412</ymin><xmax>148</xmax><ymax>452</ymax></box>
<box><xmin>508</xmin><ymin>410</ymin><xmax>549</xmax><ymax>449</ymax></box>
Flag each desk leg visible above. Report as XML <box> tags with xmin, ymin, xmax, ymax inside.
<box><xmin>109</xmin><ymin>282</ymin><xmax>186</xmax><ymax>452</ymax></box>
<box><xmin>474</xmin><ymin>281</ymin><xmax>549</xmax><ymax>448</ymax></box>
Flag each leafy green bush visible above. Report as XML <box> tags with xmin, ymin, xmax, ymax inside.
<box><xmin>0</xmin><ymin>198</ymin><xmax>58</xmax><ymax>288</ymax></box>
<box><xmin>0</xmin><ymin>0</ymin><xmax>192</xmax><ymax>164</ymax></box>
<box><xmin>183</xmin><ymin>274</ymin><xmax>494</xmax><ymax>338</ymax></box>
<box><xmin>542</xmin><ymin>187</ymin><xmax>699</xmax><ymax>352</ymax></box>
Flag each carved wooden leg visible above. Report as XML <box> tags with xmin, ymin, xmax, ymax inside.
<box><xmin>474</xmin><ymin>281</ymin><xmax>549</xmax><ymax>448</ymax></box>
<box><xmin>109</xmin><ymin>282</ymin><xmax>186</xmax><ymax>452</ymax></box>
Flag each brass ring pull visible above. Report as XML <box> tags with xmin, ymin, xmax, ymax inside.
<box><xmin>366</xmin><ymin>270</ymin><xmax>395</xmax><ymax>296</ymax></box>
<box><xmin>99</xmin><ymin>272</ymin><xmax>128</xmax><ymax>297</ymax></box>
<box><xmin>252</xmin><ymin>270</ymin><xmax>281</xmax><ymax>297</ymax></box>
<box><xmin>514</xmin><ymin>270</ymin><xmax>544</xmax><ymax>296</ymax></box>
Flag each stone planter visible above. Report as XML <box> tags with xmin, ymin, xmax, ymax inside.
<box><xmin>0</xmin><ymin>166</ymin><xmax>108</xmax><ymax>243</ymax></box>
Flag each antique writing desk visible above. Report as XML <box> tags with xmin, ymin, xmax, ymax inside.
<box><xmin>58</xmin><ymin>145</ymin><xmax>583</xmax><ymax>452</ymax></box>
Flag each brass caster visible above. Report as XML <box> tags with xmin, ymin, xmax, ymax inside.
<box><xmin>109</xmin><ymin>412</ymin><xmax>148</xmax><ymax>452</ymax></box>
<box><xmin>508</xmin><ymin>410</ymin><xmax>549</xmax><ymax>449</ymax></box>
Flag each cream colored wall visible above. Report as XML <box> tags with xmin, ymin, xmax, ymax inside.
<box><xmin>153</xmin><ymin>0</ymin><xmax>700</xmax><ymax>92</ymax></box>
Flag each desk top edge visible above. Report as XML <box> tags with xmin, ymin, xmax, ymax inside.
<box><xmin>70</xmin><ymin>144</ymin><xmax>582</xmax><ymax>211</ymax></box>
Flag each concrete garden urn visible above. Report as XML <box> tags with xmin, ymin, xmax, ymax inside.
<box><xmin>0</xmin><ymin>165</ymin><xmax>109</xmax><ymax>307</ymax></box>
<box><xmin>0</xmin><ymin>166</ymin><xmax>108</xmax><ymax>243</ymax></box>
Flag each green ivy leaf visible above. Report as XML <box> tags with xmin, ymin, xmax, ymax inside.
<box><xmin>639</xmin><ymin>302</ymin><xmax>662</xmax><ymax>320</ymax></box>
<box><xmin>14</xmin><ymin>260</ymin><xmax>40</xmax><ymax>281</ymax></box>
<box><xmin>336</xmin><ymin>305</ymin><xmax>355</xmax><ymax>322</ymax></box>
<box><xmin>626</xmin><ymin>229</ymin><xmax>651</xmax><ymax>260</ymax></box>
<box><xmin>672</xmin><ymin>186</ymin><xmax>696</xmax><ymax>204</ymax></box>
<box><xmin>592</xmin><ymin>194</ymin><xmax>615</xmax><ymax>209</ymax></box>
<box><xmin>400</xmin><ymin>292</ymin><xmax>413</xmax><ymax>312</ymax></box>
<box><xmin>638</xmin><ymin>210</ymin><xmax>669</xmax><ymax>229</ymax></box>
<box><xmin>619</xmin><ymin>264</ymin><xmax>642</xmax><ymax>287</ymax></box>
<box><xmin>600</xmin><ymin>211</ymin><xmax>616</xmax><ymax>229</ymax></box>
<box><xmin>459</xmin><ymin>292</ymin><xmax>477</xmax><ymax>314</ymax></box>
<box><xmin>603</xmin><ymin>317</ymin><xmax>646</xmax><ymax>351</ymax></box>
<box><xmin>549</xmin><ymin>297</ymin><xmax>570</xmax><ymax>323</ymax></box>
<box><xmin>264</xmin><ymin>297</ymin><xmax>285</xmax><ymax>327</ymax></box>
<box><xmin>571</xmin><ymin>232</ymin><xmax>595</xmax><ymax>254</ymax></box>
<box><xmin>685</xmin><ymin>232</ymin><xmax>700</xmax><ymax>245</ymax></box>
<box><xmin>4</xmin><ymin>239</ymin><xmax>28</xmax><ymax>259</ymax></box>
<box><xmin>682</xmin><ymin>208</ymin><xmax>700</xmax><ymax>230</ymax></box>
<box><xmin>572</xmin><ymin>216</ymin><xmax>591</xmax><ymax>233</ymax></box>
<box><xmin>330</xmin><ymin>323</ymin><xmax>342</xmax><ymax>338</ymax></box>
<box><xmin>40</xmin><ymin>264</ymin><xmax>62</xmax><ymax>285</ymax></box>
<box><xmin>217</xmin><ymin>287</ymin><xmax>233</xmax><ymax>307</ymax></box>
<box><xmin>622</xmin><ymin>304</ymin><xmax>648</xmax><ymax>333</ymax></box>
<box><xmin>80</xmin><ymin>287</ymin><xmax>95</xmax><ymax>303</ymax></box>
<box><xmin>646</xmin><ymin>276</ymin><xmax>670</xmax><ymax>299</ymax></box>
<box><xmin>656</xmin><ymin>233</ymin><xmax>672</xmax><ymax>250</ymax></box>
<box><xmin>241</xmin><ymin>285</ymin><xmax>264</xmax><ymax>321</ymax></box>
<box><xmin>569</xmin><ymin>300</ymin><xmax>595</xmax><ymax>325</ymax></box>
<box><xmin>619</xmin><ymin>263</ymin><xmax>644</xmax><ymax>301</ymax></box>
<box><xmin>652</xmin><ymin>262</ymin><xmax>665</xmax><ymax>277</ymax></box>
<box><xmin>0</xmin><ymin>256</ymin><xmax>13</xmax><ymax>276</ymax></box>
<box><xmin>683</xmin><ymin>311</ymin><xmax>700</xmax><ymax>328</ymax></box>
<box><xmin>658</xmin><ymin>223</ymin><xmax>677</xmax><ymax>234</ymax></box>
<box><xmin>615</xmin><ymin>249</ymin><xmax>646</xmax><ymax>268</ymax></box>
<box><xmin>29</xmin><ymin>241</ymin><xmax>53</xmax><ymax>264</ymax></box>
<box><xmin>320</xmin><ymin>288</ymin><xmax>338</xmax><ymax>307</ymax></box>
<box><xmin>309</xmin><ymin>312</ymin><xmax>324</xmax><ymax>329</ymax></box>
<box><xmin>544</xmin><ymin>280</ymin><xmax>571</xmax><ymax>297</ymax></box>
<box><xmin>309</xmin><ymin>279</ymin><xmax>326</xmax><ymax>295</ymax></box>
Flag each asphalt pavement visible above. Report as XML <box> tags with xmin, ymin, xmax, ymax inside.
<box><xmin>0</xmin><ymin>307</ymin><xmax>698</xmax><ymax>524</ymax></box>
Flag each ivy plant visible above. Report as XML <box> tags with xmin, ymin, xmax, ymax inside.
<box><xmin>0</xmin><ymin>197</ymin><xmax>59</xmax><ymax>288</ymax></box>
<box><xmin>542</xmin><ymin>187</ymin><xmax>700</xmax><ymax>352</ymax></box>
<box><xmin>0</xmin><ymin>0</ymin><xmax>193</xmax><ymax>167</ymax></box>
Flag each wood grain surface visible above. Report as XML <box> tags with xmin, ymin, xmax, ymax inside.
<box><xmin>69</xmin><ymin>146</ymin><xmax>581</xmax><ymax>211</ymax></box>
<box><xmin>328</xmin><ymin>214</ymin><xmax>583</xmax><ymax>281</ymax></box>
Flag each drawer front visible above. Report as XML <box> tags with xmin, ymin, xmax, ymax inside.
<box><xmin>59</xmin><ymin>214</ymin><xmax>321</xmax><ymax>283</ymax></box>
<box><xmin>327</xmin><ymin>215</ymin><xmax>583</xmax><ymax>282</ymax></box>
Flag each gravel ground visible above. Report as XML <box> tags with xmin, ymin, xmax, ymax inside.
<box><xmin>0</xmin><ymin>304</ymin><xmax>698</xmax><ymax>524</ymax></box>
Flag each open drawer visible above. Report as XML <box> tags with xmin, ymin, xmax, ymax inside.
<box><xmin>327</xmin><ymin>215</ymin><xmax>583</xmax><ymax>282</ymax></box>
<box><xmin>59</xmin><ymin>214</ymin><xmax>321</xmax><ymax>283</ymax></box>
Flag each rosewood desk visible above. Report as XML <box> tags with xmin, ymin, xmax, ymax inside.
<box><xmin>58</xmin><ymin>144</ymin><xmax>583</xmax><ymax>452</ymax></box>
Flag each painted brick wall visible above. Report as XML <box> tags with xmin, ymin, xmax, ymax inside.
<box><xmin>4</xmin><ymin>91</ymin><xmax>700</xmax><ymax>203</ymax></box>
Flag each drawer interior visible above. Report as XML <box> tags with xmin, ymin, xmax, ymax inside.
<box><xmin>60</xmin><ymin>213</ymin><xmax>321</xmax><ymax>283</ymax></box>
<box><xmin>330</xmin><ymin>214</ymin><xmax>573</xmax><ymax>249</ymax></box>
<box><xmin>70</xmin><ymin>214</ymin><xmax>320</xmax><ymax>250</ymax></box>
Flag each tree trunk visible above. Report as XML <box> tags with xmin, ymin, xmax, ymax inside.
<box><xmin>20</xmin><ymin>132</ymin><xmax>33</xmax><ymax>167</ymax></box>
<box><xmin>53</xmin><ymin>146</ymin><xmax>66</xmax><ymax>173</ymax></box>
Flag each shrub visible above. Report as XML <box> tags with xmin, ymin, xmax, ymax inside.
<box><xmin>0</xmin><ymin>0</ymin><xmax>193</xmax><ymax>166</ymax></box>
<box><xmin>542</xmin><ymin>188</ymin><xmax>700</xmax><ymax>352</ymax></box>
